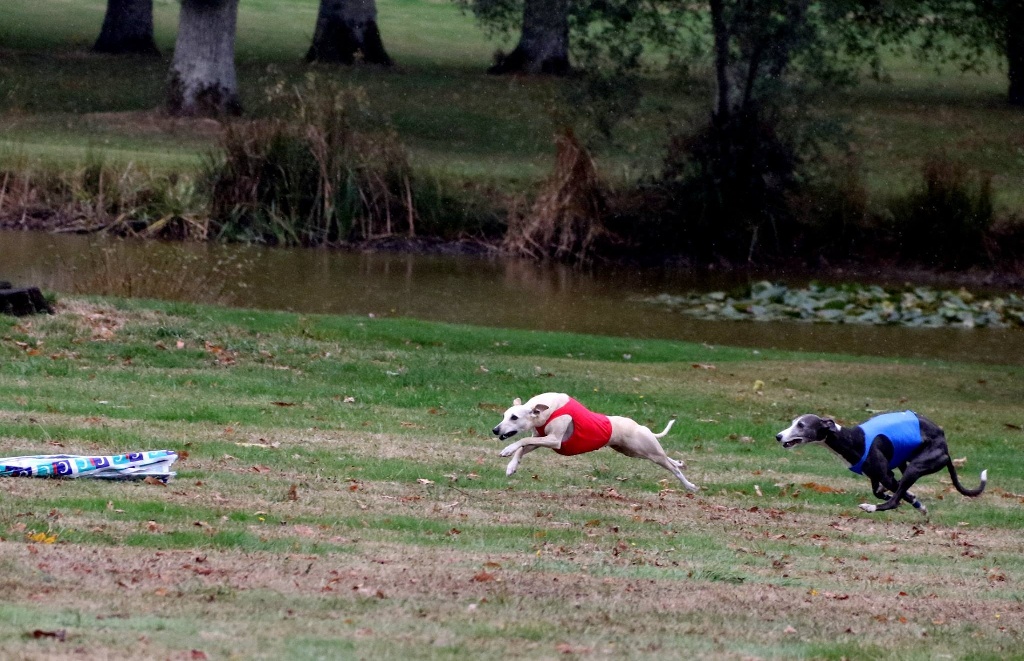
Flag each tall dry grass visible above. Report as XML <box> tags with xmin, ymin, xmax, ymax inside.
<box><xmin>205</xmin><ymin>79</ymin><xmax>417</xmax><ymax>246</ymax></box>
<box><xmin>502</xmin><ymin>128</ymin><xmax>610</xmax><ymax>265</ymax></box>
<box><xmin>0</xmin><ymin>154</ymin><xmax>208</xmax><ymax>240</ymax></box>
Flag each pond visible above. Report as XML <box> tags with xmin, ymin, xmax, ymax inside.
<box><xmin>2</xmin><ymin>230</ymin><xmax>1022</xmax><ymax>366</ymax></box>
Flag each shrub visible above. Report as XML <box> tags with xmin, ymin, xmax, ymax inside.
<box><xmin>787</xmin><ymin>153</ymin><xmax>871</xmax><ymax>260</ymax></box>
<box><xmin>0</xmin><ymin>155</ymin><xmax>207</xmax><ymax>239</ymax></box>
<box><xmin>632</xmin><ymin>112</ymin><xmax>802</xmax><ymax>264</ymax></box>
<box><xmin>205</xmin><ymin>78</ymin><xmax>416</xmax><ymax>247</ymax></box>
<box><xmin>889</xmin><ymin>156</ymin><xmax>993</xmax><ymax>268</ymax></box>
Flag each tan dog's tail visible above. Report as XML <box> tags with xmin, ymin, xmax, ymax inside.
<box><xmin>654</xmin><ymin>419</ymin><xmax>676</xmax><ymax>438</ymax></box>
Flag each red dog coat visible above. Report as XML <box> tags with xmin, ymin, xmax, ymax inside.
<box><xmin>536</xmin><ymin>398</ymin><xmax>613</xmax><ymax>456</ymax></box>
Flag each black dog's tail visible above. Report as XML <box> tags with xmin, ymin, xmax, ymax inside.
<box><xmin>947</xmin><ymin>462</ymin><xmax>987</xmax><ymax>497</ymax></box>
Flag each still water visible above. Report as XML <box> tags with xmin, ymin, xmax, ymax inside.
<box><xmin>2</xmin><ymin>231</ymin><xmax>1022</xmax><ymax>366</ymax></box>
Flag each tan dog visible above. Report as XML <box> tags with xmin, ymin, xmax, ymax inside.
<box><xmin>491</xmin><ymin>392</ymin><xmax>699</xmax><ymax>491</ymax></box>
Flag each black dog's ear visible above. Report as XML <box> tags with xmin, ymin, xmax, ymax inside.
<box><xmin>531</xmin><ymin>404</ymin><xmax>549</xmax><ymax>416</ymax></box>
<box><xmin>821</xmin><ymin>418</ymin><xmax>839</xmax><ymax>434</ymax></box>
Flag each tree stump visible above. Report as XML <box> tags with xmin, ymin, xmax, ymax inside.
<box><xmin>0</xmin><ymin>282</ymin><xmax>54</xmax><ymax>316</ymax></box>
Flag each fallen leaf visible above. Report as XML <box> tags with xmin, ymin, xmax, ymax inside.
<box><xmin>27</xmin><ymin>531</ymin><xmax>57</xmax><ymax>544</ymax></box>
<box><xmin>416</xmin><ymin>478</ymin><xmax>434</xmax><ymax>486</ymax></box>
<box><xmin>802</xmin><ymin>482</ymin><xmax>846</xmax><ymax>494</ymax></box>
<box><xmin>951</xmin><ymin>457</ymin><xmax>967</xmax><ymax>468</ymax></box>
<box><xmin>31</xmin><ymin>629</ymin><xmax>66</xmax><ymax>641</ymax></box>
<box><xmin>271</xmin><ymin>401</ymin><xmax>295</xmax><ymax>407</ymax></box>
<box><xmin>287</xmin><ymin>484</ymin><xmax>299</xmax><ymax>501</ymax></box>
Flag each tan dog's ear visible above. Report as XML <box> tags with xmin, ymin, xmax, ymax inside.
<box><xmin>513</xmin><ymin>398</ymin><xmax>522</xmax><ymax>406</ymax></box>
<box><xmin>531</xmin><ymin>404</ymin><xmax>549</xmax><ymax>416</ymax></box>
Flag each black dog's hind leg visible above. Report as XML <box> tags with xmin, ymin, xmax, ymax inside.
<box><xmin>868</xmin><ymin>474</ymin><xmax>926</xmax><ymax>512</ymax></box>
<box><xmin>879</xmin><ymin>470</ymin><xmax>927</xmax><ymax>513</ymax></box>
<box><xmin>861</xmin><ymin>465</ymin><xmax>928</xmax><ymax>513</ymax></box>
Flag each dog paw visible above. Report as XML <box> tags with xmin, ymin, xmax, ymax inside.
<box><xmin>859</xmin><ymin>503</ymin><xmax>877</xmax><ymax>513</ymax></box>
<box><xmin>505</xmin><ymin>464</ymin><xmax>518</xmax><ymax>477</ymax></box>
<box><xmin>499</xmin><ymin>444</ymin><xmax>518</xmax><ymax>457</ymax></box>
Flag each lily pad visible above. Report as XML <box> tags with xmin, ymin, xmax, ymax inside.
<box><xmin>639</xmin><ymin>282</ymin><xmax>1024</xmax><ymax>330</ymax></box>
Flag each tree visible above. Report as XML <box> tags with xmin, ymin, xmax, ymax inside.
<box><xmin>653</xmin><ymin>0</ymin><xmax>840</xmax><ymax>261</ymax></box>
<box><xmin>94</xmin><ymin>0</ymin><xmax>159</xmax><ymax>55</ymax></box>
<box><xmin>468</xmin><ymin>0</ymin><xmax>694</xmax><ymax>76</ymax></box>
<box><xmin>835</xmin><ymin>0</ymin><xmax>1024</xmax><ymax>106</ymax></box>
<box><xmin>1010</xmin><ymin>1</ymin><xmax>1024</xmax><ymax>104</ymax></box>
<box><xmin>934</xmin><ymin>0</ymin><xmax>1024</xmax><ymax>106</ymax></box>
<box><xmin>306</xmin><ymin>0</ymin><xmax>393</xmax><ymax>65</ymax></box>
<box><xmin>488</xmin><ymin>0</ymin><xmax>570</xmax><ymax>74</ymax></box>
<box><xmin>166</xmin><ymin>0</ymin><xmax>241</xmax><ymax>117</ymax></box>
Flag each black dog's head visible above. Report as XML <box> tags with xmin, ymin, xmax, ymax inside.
<box><xmin>775</xmin><ymin>414</ymin><xmax>840</xmax><ymax>449</ymax></box>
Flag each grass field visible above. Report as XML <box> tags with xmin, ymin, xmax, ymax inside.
<box><xmin>2</xmin><ymin>0</ymin><xmax>1024</xmax><ymax>208</ymax></box>
<box><xmin>1</xmin><ymin>297</ymin><xmax>1022</xmax><ymax>658</ymax></box>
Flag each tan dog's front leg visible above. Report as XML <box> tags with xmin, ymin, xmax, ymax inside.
<box><xmin>505</xmin><ymin>445</ymin><xmax>538</xmax><ymax>476</ymax></box>
<box><xmin>500</xmin><ymin>434</ymin><xmax>562</xmax><ymax>457</ymax></box>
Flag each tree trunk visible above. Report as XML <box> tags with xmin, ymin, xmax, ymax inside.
<box><xmin>1007</xmin><ymin>1</ymin><xmax>1024</xmax><ymax>105</ymax></box>
<box><xmin>166</xmin><ymin>0</ymin><xmax>241</xmax><ymax>117</ymax></box>
<box><xmin>306</xmin><ymin>0</ymin><xmax>392</xmax><ymax>65</ymax></box>
<box><xmin>488</xmin><ymin>0</ymin><xmax>570</xmax><ymax>75</ymax></box>
<box><xmin>93</xmin><ymin>0</ymin><xmax>159</xmax><ymax>55</ymax></box>
<box><xmin>710</xmin><ymin>0</ymin><xmax>736</xmax><ymax>121</ymax></box>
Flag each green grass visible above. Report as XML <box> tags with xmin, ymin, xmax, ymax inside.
<box><xmin>0</xmin><ymin>297</ymin><xmax>1022</xmax><ymax>658</ymax></box>
<box><xmin>2</xmin><ymin>0</ymin><xmax>1023</xmax><ymax>207</ymax></box>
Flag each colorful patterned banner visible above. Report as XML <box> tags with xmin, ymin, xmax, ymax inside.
<box><xmin>0</xmin><ymin>451</ymin><xmax>177</xmax><ymax>482</ymax></box>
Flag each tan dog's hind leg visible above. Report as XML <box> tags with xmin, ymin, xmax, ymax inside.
<box><xmin>608</xmin><ymin>417</ymin><xmax>699</xmax><ymax>492</ymax></box>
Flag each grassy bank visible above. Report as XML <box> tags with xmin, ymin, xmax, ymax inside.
<box><xmin>1</xmin><ymin>297</ymin><xmax>1022</xmax><ymax>658</ymax></box>
<box><xmin>2</xmin><ymin>0</ymin><xmax>1023</xmax><ymax>201</ymax></box>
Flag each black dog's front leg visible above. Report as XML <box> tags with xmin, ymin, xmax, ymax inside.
<box><xmin>870</xmin><ymin>478</ymin><xmax>890</xmax><ymax>500</ymax></box>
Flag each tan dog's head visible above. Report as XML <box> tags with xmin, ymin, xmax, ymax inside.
<box><xmin>491</xmin><ymin>398</ymin><xmax>550</xmax><ymax>441</ymax></box>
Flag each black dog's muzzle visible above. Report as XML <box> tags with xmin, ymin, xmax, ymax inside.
<box><xmin>776</xmin><ymin>433</ymin><xmax>804</xmax><ymax>449</ymax></box>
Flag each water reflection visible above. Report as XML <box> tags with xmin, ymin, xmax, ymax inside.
<box><xmin>1</xmin><ymin>230</ymin><xmax>1021</xmax><ymax>366</ymax></box>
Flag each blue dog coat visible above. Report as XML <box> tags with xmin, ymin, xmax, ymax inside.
<box><xmin>849</xmin><ymin>411</ymin><xmax>923</xmax><ymax>475</ymax></box>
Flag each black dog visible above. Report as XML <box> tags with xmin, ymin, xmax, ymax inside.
<box><xmin>776</xmin><ymin>411</ymin><xmax>987</xmax><ymax>514</ymax></box>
